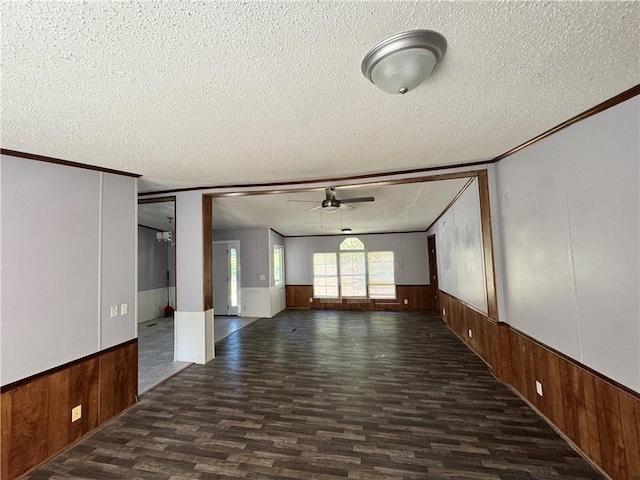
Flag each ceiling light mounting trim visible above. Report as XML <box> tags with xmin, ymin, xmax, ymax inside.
<box><xmin>361</xmin><ymin>29</ymin><xmax>447</xmax><ymax>95</ymax></box>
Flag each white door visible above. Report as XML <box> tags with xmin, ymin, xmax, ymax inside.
<box><xmin>213</xmin><ymin>242</ymin><xmax>240</xmax><ymax>316</ymax></box>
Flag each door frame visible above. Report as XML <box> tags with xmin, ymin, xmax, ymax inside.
<box><xmin>427</xmin><ymin>234</ymin><xmax>439</xmax><ymax>313</ymax></box>
<box><xmin>212</xmin><ymin>240</ymin><xmax>241</xmax><ymax>316</ymax></box>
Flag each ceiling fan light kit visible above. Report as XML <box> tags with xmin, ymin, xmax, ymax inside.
<box><xmin>361</xmin><ymin>29</ymin><xmax>447</xmax><ymax>95</ymax></box>
<box><xmin>289</xmin><ymin>188</ymin><xmax>375</xmax><ymax>213</ymax></box>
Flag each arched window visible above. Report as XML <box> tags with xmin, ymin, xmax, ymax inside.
<box><xmin>340</xmin><ymin>237</ymin><xmax>364</xmax><ymax>250</ymax></box>
<box><xmin>339</xmin><ymin>238</ymin><xmax>367</xmax><ymax>297</ymax></box>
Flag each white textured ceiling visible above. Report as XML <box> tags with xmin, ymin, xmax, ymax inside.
<box><xmin>2</xmin><ymin>1</ymin><xmax>638</xmax><ymax>195</ymax></box>
<box><xmin>3</xmin><ymin>1</ymin><xmax>639</xmax><ymax>237</ymax></box>
<box><xmin>213</xmin><ymin>179</ymin><xmax>470</xmax><ymax>236</ymax></box>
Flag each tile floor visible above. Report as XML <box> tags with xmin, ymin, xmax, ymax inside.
<box><xmin>138</xmin><ymin>315</ymin><xmax>259</xmax><ymax>394</ymax></box>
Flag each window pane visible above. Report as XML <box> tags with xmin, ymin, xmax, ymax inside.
<box><xmin>313</xmin><ymin>253</ymin><xmax>338</xmax><ymax>298</ymax></box>
<box><xmin>273</xmin><ymin>245</ymin><xmax>284</xmax><ymax>287</ymax></box>
<box><xmin>340</xmin><ymin>251</ymin><xmax>366</xmax><ymax>297</ymax></box>
<box><xmin>369</xmin><ymin>285</ymin><xmax>395</xmax><ymax>299</ymax></box>
<box><xmin>368</xmin><ymin>251</ymin><xmax>395</xmax><ymax>299</ymax></box>
<box><xmin>340</xmin><ymin>237</ymin><xmax>365</xmax><ymax>250</ymax></box>
<box><xmin>230</xmin><ymin>248</ymin><xmax>238</xmax><ymax>307</ymax></box>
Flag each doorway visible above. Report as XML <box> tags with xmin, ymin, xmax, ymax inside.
<box><xmin>427</xmin><ymin>234</ymin><xmax>439</xmax><ymax>312</ymax></box>
<box><xmin>213</xmin><ymin>240</ymin><xmax>240</xmax><ymax>316</ymax></box>
<box><xmin>137</xmin><ymin>198</ymin><xmax>190</xmax><ymax>394</ymax></box>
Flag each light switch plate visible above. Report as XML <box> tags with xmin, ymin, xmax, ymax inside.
<box><xmin>468</xmin><ymin>329</ymin><xmax>473</xmax><ymax>338</ymax></box>
<box><xmin>120</xmin><ymin>303</ymin><xmax>128</xmax><ymax>315</ymax></box>
<box><xmin>536</xmin><ymin>381</ymin><xmax>543</xmax><ymax>396</ymax></box>
<box><xmin>110</xmin><ymin>306</ymin><xmax>119</xmax><ymax>318</ymax></box>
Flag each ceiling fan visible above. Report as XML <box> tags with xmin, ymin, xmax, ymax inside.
<box><xmin>289</xmin><ymin>188</ymin><xmax>375</xmax><ymax>213</ymax></box>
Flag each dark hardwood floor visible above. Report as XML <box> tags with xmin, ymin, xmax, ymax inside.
<box><xmin>25</xmin><ymin>310</ymin><xmax>603</xmax><ymax>479</ymax></box>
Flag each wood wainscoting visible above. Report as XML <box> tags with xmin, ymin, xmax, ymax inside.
<box><xmin>439</xmin><ymin>291</ymin><xmax>640</xmax><ymax>480</ymax></box>
<box><xmin>1</xmin><ymin>340</ymin><xmax>138</xmax><ymax>480</ymax></box>
<box><xmin>286</xmin><ymin>285</ymin><xmax>433</xmax><ymax>311</ymax></box>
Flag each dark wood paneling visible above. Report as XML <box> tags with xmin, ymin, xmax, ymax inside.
<box><xmin>4</xmin><ymin>381</ymin><xmax>50</xmax><ymax>480</ymax></box>
<box><xmin>0</xmin><ymin>391</ymin><xmax>11</xmax><ymax>478</ymax></box>
<box><xmin>439</xmin><ymin>291</ymin><xmax>497</xmax><ymax>370</ymax></box>
<box><xmin>286</xmin><ymin>285</ymin><xmax>432</xmax><ymax>311</ymax></box>
<box><xmin>1</xmin><ymin>341</ymin><xmax>137</xmax><ymax>480</ymax></box>
<box><xmin>99</xmin><ymin>342</ymin><xmax>138</xmax><ymax>424</ymax></box>
<box><xmin>46</xmin><ymin>368</ymin><xmax>70</xmax><ymax>455</ymax></box>
<box><xmin>494</xmin><ymin>322</ymin><xmax>511</xmax><ymax>383</ymax></box>
<box><xmin>582</xmin><ymin>371</ymin><xmax>603</xmax><ymax>466</ymax></box>
<box><xmin>593</xmin><ymin>376</ymin><xmax>627</xmax><ymax>479</ymax></box>
<box><xmin>441</xmin><ymin>291</ymin><xmax>640</xmax><ymax>480</ymax></box>
<box><xmin>286</xmin><ymin>285</ymin><xmax>314</xmax><ymax>309</ymax></box>
<box><xmin>619</xmin><ymin>391</ymin><xmax>640</xmax><ymax>479</ymax></box>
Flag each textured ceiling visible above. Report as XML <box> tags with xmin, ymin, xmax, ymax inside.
<box><xmin>2</xmin><ymin>1</ymin><xmax>639</xmax><ymax>195</ymax></box>
<box><xmin>136</xmin><ymin>179</ymin><xmax>471</xmax><ymax>237</ymax></box>
<box><xmin>212</xmin><ymin>179</ymin><xmax>471</xmax><ymax>236</ymax></box>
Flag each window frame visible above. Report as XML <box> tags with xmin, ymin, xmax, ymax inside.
<box><xmin>312</xmin><ymin>252</ymin><xmax>339</xmax><ymax>299</ymax></box>
<box><xmin>310</xmin><ymin>238</ymin><xmax>396</xmax><ymax>300</ymax></box>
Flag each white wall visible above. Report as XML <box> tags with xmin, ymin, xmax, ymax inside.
<box><xmin>214</xmin><ymin>228</ymin><xmax>268</xmax><ymax>288</ymax></box>
<box><xmin>496</xmin><ymin>97</ymin><xmax>639</xmax><ymax>392</ymax></box>
<box><xmin>432</xmin><ymin>179</ymin><xmax>487</xmax><ymax>314</ymax></box>
<box><xmin>284</xmin><ymin>231</ymin><xmax>429</xmax><ymax>285</ymax></box>
<box><xmin>214</xmin><ymin>227</ymin><xmax>285</xmax><ymax>317</ymax></box>
<box><xmin>0</xmin><ymin>156</ymin><xmax>137</xmax><ymax>386</ymax></box>
<box><xmin>176</xmin><ymin>191</ymin><xmax>204</xmax><ymax>311</ymax></box>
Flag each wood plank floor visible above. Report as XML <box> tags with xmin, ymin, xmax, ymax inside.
<box><xmin>25</xmin><ymin>310</ymin><xmax>603</xmax><ymax>480</ymax></box>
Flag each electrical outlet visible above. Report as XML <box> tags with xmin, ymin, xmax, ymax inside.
<box><xmin>536</xmin><ymin>381</ymin><xmax>543</xmax><ymax>396</ymax></box>
<box><xmin>468</xmin><ymin>329</ymin><xmax>473</xmax><ymax>338</ymax></box>
<box><xmin>403</xmin><ymin>299</ymin><xmax>408</xmax><ymax>305</ymax></box>
<box><xmin>71</xmin><ymin>405</ymin><xmax>82</xmax><ymax>422</ymax></box>
<box><xmin>110</xmin><ymin>306</ymin><xmax>119</xmax><ymax>318</ymax></box>
<box><xmin>120</xmin><ymin>303</ymin><xmax>128</xmax><ymax>315</ymax></box>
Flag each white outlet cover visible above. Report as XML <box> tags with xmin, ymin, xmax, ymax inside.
<box><xmin>404</xmin><ymin>299</ymin><xmax>409</xmax><ymax>304</ymax></box>
<box><xmin>442</xmin><ymin>308</ymin><xmax>446</xmax><ymax>315</ymax></box>
<box><xmin>71</xmin><ymin>405</ymin><xmax>82</xmax><ymax>422</ymax></box>
<box><xmin>468</xmin><ymin>329</ymin><xmax>473</xmax><ymax>338</ymax></box>
<box><xmin>536</xmin><ymin>380</ymin><xmax>543</xmax><ymax>396</ymax></box>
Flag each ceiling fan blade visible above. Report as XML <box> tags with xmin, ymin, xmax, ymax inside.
<box><xmin>339</xmin><ymin>196</ymin><xmax>374</xmax><ymax>203</ymax></box>
<box><xmin>306</xmin><ymin>205</ymin><xmax>323</xmax><ymax>212</ymax></box>
<box><xmin>287</xmin><ymin>199</ymin><xmax>320</xmax><ymax>203</ymax></box>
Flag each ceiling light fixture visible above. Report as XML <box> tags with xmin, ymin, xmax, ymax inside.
<box><xmin>156</xmin><ymin>217</ymin><xmax>175</xmax><ymax>246</ymax></box>
<box><xmin>361</xmin><ymin>29</ymin><xmax>447</xmax><ymax>95</ymax></box>
<box><xmin>321</xmin><ymin>198</ymin><xmax>340</xmax><ymax>213</ymax></box>
<box><xmin>341</xmin><ymin>228</ymin><xmax>352</xmax><ymax>234</ymax></box>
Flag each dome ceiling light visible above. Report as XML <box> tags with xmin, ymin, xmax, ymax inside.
<box><xmin>361</xmin><ymin>29</ymin><xmax>447</xmax><ymax>95</ymax></box>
